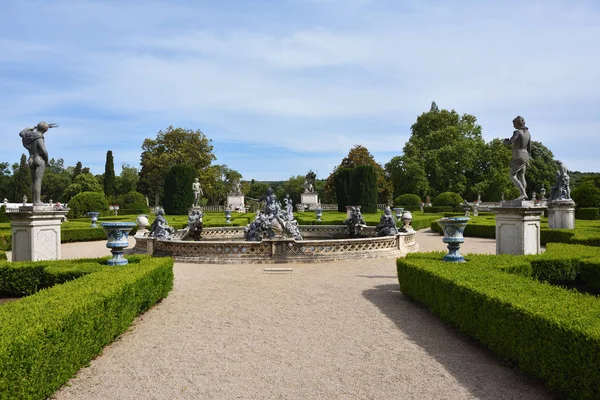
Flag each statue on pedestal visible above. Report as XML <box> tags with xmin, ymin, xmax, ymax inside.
<box><xmin>19</xmin><ymin>122</ymin><xmax>58</xmax><ymax>206</ymax></box>
<box><xmin>549</xmin><ymin>160</ymin><xmax>572</xmax><ymax>202</ymax></box>
<box><xmin>149</xmin><ymin>208</ymin><xmax>174</xmax><ymax>239</ymax></box>
<box><xmin>503</xmin><ymin>116</ymin><xmax>531</xmax><ymax>200</ymax></box>
<box><xmin>376</xmin><ymin>206</ymin><xmax>398</xmax><ymax>237</ymax></box>
<box><xmin>192</xmin><ymin>178</ymin><xmax>203</xmax><ymax>207</ymax></box>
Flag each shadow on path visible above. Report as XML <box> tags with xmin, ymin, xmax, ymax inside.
<box><xmin>362</xmin><ymin>283</ymin><xmax>555</xmax><ymax>399</ymax></box>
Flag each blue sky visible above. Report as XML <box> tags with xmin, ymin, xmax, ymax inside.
<box><xmin>1</xmin><ymin>0</ymin><xmax>599</xmax><ymax>181</ymax></box>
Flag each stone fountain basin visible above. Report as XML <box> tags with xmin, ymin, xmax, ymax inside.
<box><xmin>134</xmin><ymin>225</ymin><xmax>418</xmax><ymax>264</ymax></box>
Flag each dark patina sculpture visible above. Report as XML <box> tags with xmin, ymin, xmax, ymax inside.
<box><xmin>549</xmin><ymin>160</ymin><xmax>572</xmax><ymax>202</ymax></box>
<box><xmin>376</xmin><ymin>206</ymin><xmax>398</xmax><ymax>236</ymax></box>
<box><xmin>344</xmin><ymin>206</ymin><xmax>367</xmax><ymax>238</ymax></box>
<box><xmin>149</xmin><ymin>208</ymin><xmax>175</xmax><ymax>239</ymax></box>
<box><xmin>244</xmin><ymin>188</ymin><xmax>302</xmax><ymax>241</ymax></box>
<box><xmin>503</xmin><ymin>116</ymin><xmax>531</xmax><ymax>200</ymax></box>
<box><xmin>19</xmin><ymin>122</ymin><xmax>58</xmax><ymax>205</ymax></box>
<box><xmin>186</xmin><ymin>209</ymin><xmax>204</xmax><ymax>240</ymax></box>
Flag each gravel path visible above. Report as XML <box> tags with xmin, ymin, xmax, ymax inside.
<box><xmin>50</xmin><ymin>230</ymin><xmax>552</xmax><ymax>399</ymax></box>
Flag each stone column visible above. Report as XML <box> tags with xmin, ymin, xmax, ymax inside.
<box><xmin>491</xmin><ymin>201</ymin><xmax>545</xmax><ymax>255</ymax></box>
<box><xmin>8</xmin><ymin>206</ymin><xmax>69</xmax><ymax>261</ymax></box>
<box><xmin>547</xmin><ymin>200</ymin><xmax>575</xmax><ymax>229</ymax></box>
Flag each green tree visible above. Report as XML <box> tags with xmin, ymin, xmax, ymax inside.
<box><xmin>13</xmin><ymin>154</ymin><xmax>31</xmax><ymax>201</ymax></box>
<box><xmin>325</xmin><ymin>145</ymin><xmax>392</xmax><ymax>204</ymax></box>
<box><xmin>103</xmin><ymin>150</ymin><xmax>116</xmax><ymax>199</ymax></box>
<box><xmin>0</xmin><ymin>162</ymin><xmax>12</xmax><ymax>201</ymax></box>
<box><xmin>334</xmin><ymin>168</ymin><xmax>353</xmax><ymax>212</ymax></box>
<box><xmin>118</xmin><ymin>163</ymin><xmax>139</xmax><ymax>194</ymax></box>
<box><xmin>350</xmin><ymin>165</ymin><xmax>378</xmax><ymax>213</ymax></box>
<box><xmin>42</xmin><ymin>158</ymin><xmax>71</xmax><ymax>203</ymax></box>
<box><xmin>72</xmin><ymin>161</ymin><xmax>82</xmax><ymax>180</ymax></box>
<box><xmin>139</xmin><ymin>126</ymin><xmax>215</xmax><ymax>204</ymax></box>
<box><xmin>278</xmin><ymin>175</ymin><xmax>305</xmax><ymax>206</ymax></box>
<box><xmin>526</xmin><ymin>141</ymin><xmax>558</xmax><ymax>195</ymax></box>
<box><xmin>62</xmin><ymin>173</ymin><xmax>103</xmax><ymax>202</ymax></box>
<box><xmin>67</xmin><ymin>191</ymin><xmax>109</xmax><ymax>219</ymax></box>
<box><xmin>385</xmin><ymin>156</ymin><xmax>430</xmax><ymax>199</ymax></box>
<box><xmin>163</xmin><ymin>164</ymin><xmax>196</xmax><ymax>215</ymax></box>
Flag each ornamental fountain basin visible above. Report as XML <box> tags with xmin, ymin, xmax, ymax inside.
<box><xmin>134</xmin><ymin>225</ymin><xmax>418</xmax><ymax>264</ymax></box>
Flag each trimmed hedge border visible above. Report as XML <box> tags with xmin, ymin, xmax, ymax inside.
<box><xmin>397</xmin><ymin>246</ymin><xmax>600</xmax><ymax>399</ymax></box>
<box><xmin>0</xmin><ymin>255</ymin><xmax>174</xmax><ymax>400</ymax></box>
<box><xmin>576</xmin><ymin>208</ymin><xmax>600</xmax><ymax>220</ymax></box>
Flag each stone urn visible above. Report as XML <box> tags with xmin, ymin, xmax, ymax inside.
<box><xmin>436</xmin><ymin>217</ymin><xmax>470</xmax><ymax>262</ymax></box>
<box><xmin>87</xmin><ymin>211</ymin><xmax>100</xmax><ymax>228</ymax></box>
<box><xmin>393</xmin><ymin>207</ymin><xmax>404</xmax><ymax>220</ymax></box>
<box><xmin>224</xmin><ymin>209</ymin><xmax>232</xmax><ymax>224</ymax></box>
<box><xmin>401</xmin><ymin>210</ymin><xmax>414</xmax><ymax>232</ymax></box>
<box><xmin>135</xmin><ymin>214</ymin><xmax>149</xmax><ymax>236</ymax></box>
<box><xmin>100</xmin><ymin>222</ymin><xmax>136</xmax><ymax>266</ymax></box>
<box><xmin>315</xmin><ymin>208</ymin><xmax>323</xmax><ymax>222</ymax></box>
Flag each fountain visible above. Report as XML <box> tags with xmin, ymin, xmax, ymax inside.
<box><xmin>134</xmin><ymin>189</ymin><xmax>419</xmax><ymax>263</ymax></box>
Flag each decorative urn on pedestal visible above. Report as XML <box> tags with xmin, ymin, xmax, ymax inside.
<box><xmin>224</xmin><ymin>209</ymin><xmax>232</xmax><ymax>224</ymax></box>
<box><xmin>100</xmin><ymin>222</ymin><xmax>135</xmax><ymax>266</ymax></box>
<box><xmin>393</xmin><ymin>207</ymin><xmax>404</xmax><ymax>220</ymax></box>
<box><xmin>436</xmin><ymin>217</ymin><xmax>470</xmax><ymax>262</ymax></box>
<box><xmin>401</xmin><ymin>210</ymin><xmax>413</xmax><ymax>232</ymax></box>
<box><xmin>87</xmin><ymin>211</ymin><xmax>100</xmax><ymax>228</ymax></box>
<box><xmin>315</xmin><ymin>208</ymin><xmax>323</xmax><ymax>222</ymax></box>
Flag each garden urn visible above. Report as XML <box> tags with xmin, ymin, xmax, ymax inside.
<box><xmin>87</xmin><ymin>211</ymin><xmax>100</xmax><ymax>228</ymax></box>
<box><xmin>100</xmin><ymin>222</ymin><xmax>135</xmax><ymax>266</ymax></box>
<box><xmin>393</xmin><ymin>207</ymin><xmax>404</xmax><ymax>220</ymax></box>
<box><xmin>315</xmin><ymin>208</ymin><xmax>323</xmax><ymax>222</ymax></box>
<box><xmin>436</xmin><ymin>217</ymin><xmax>470</xmax><ymax>262</ymax></box>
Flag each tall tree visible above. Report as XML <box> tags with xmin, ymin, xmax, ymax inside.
<box><xmin>324</xmin><ymin>145</ymin><xmax>392</xmax><ymax>204</ymax></box>
<box><xmin>0</xmin><ymin>162</ymin><xmax>12</xmax><ymax>201</ymax></box>
<box><xmin>139</xmin><ymin>126</ymin><xmax>216</xmax><ymax>203</ymax></box>
<box><xmin>104</xmin><ymin>150</ymin><xmax>116</xmax><ymax>198</ymax></box>
<box><xmin>72</xmin><ymin>161</ymin><xmax>82</xmax><ymax>180</ymax></box>
<box><xmin>61</xmin><ymin>173</ymin><xmax>103</xmax><ymax>202</ymax></box>
<box><xmin>119</xmin><ymin>163</ymin><xmax>139</xmax><ymax>194</ymax></box>
<box><xmin>13</xmin><ymin>154</ymin><xmax>31</xmax><ymax>201</ymax></box>
<box><xmin>163</xmin><ymin>164</ymin><xmax>196</xmax><ymax>215</ymax></box>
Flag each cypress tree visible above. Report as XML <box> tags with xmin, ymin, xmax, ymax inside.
<box><xmin>334</xmin><ymin>168</ymin><xmax>353</xmax><ymax>212</ymax></box>
<box><xmin>104</xmin><ymin>150</ymin><xmax>115</xmax><ymax>198</ymax></box>
<box><xmin>73</xmin><ymin>161</ymin><xmax>82</xmax><ymax>180</ymax></box>
<box><xmin>13</xmin><ymin>154</ymin><xmax>32</xmax><ymax>201</ymax></box>
<box><xmin>163</xmin><ymin>164</ymin><xmax>196</xmax><ymax>215</ymax></box>
<box><xmin>350</xmin><ymin>165</ymin><xmax>378</xmax><ymax>213</ymax></box>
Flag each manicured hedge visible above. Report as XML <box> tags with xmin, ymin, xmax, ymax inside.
<box><xmin>0</xmin><ymin>255</ymin><xmax>173</xmax><ymax>400</ymax></box>
<box><xmin>397</xmin><ymin>247</ymin><xmax>600</xmax><ymax>399</ymax></box>
<box><xmin>424</xmin><ymin>206</ymin><xmax>454</xmax><ymax>213</ymax></box>
<box><xmin>393</xmin><ymin>194</ymin><xmax>421</xmax><ymax>207</ymax></box>
<box><xmin>576</xmin><ymin>208</ymin><xmax>600</xmax><ymax>220</ymax></box>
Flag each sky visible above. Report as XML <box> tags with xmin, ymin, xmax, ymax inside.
<box><xmin>1</xmin><ymin>0</ymin><xmax>599</xmax><ymax>182</ymax></box>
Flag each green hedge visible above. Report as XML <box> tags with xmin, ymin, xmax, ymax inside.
<box><xmin>0</xmin><ymin>255</ymin><xmax>173</xmax><ymax>400</ymax></box>
<box><xmin>393</xmin><ymin>194</ymin><xmax>421</xmax><ymax>207</ymax></box>
<box><xmin>424</xmin><ymin>206</ymin><xmax>453</xmax><ymax>213</ymax></box>
<box><xmin>397</xmin><ymin>247</ymin><xmax>600</xmax><ymax>399</ymax></box>
<box><xmin>576</xmin><ymin>208</ymin><xmax>600</xmax><ymax>220</ymax></box>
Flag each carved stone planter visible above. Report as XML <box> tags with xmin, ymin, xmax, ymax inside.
<box><xmin>87</xmin><ymin>211</ymin><xmax>100</xmax><ymax>228</ymax></box>
<box><xmin>436</xmin><ymin>217</ymin><xmax>470</xmax><ymax>262</ymax></box>
<box><xmin>224</xmin><ymin>209</ymin><xmax>232</xmax><ymax>224</ymax></box>
<box><xmin>393</xmin><ymin>207</ymin><xmax>404</xmax><ymax>220</ymax></box>
<box><xmin>101</xmin><ymin>222</ymin><xmax>135</xmax><ymax>266</ymax></box>
<box><xmin>315</xmin><ymin>208</ymin><xmax>323</xmax><ymax>222</ymax></box>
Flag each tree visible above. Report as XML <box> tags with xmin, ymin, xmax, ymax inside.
<box><xmin>104</xmin><ymin>150</ymin><xmax>116</xmax><ymax>199</ymax></box>
<box><xmin>13</xmin><ymin>154</ymin><xmax>31</xmax><ymax>201</ymax></box>
<box><xmin>350</xmin><ymin>165</ymin><xmax>378</xmax><ymax>213</ymax></box>
<box><xmin>325</xmin><ymin>145</ymin><xmax>392</xmax><ymax>204</ymax></box>
<box><xmin>72</xmin><ymin>161</ymin><xmax>82</xmax><ymax>180</ymax></box>
<box><xmin>139</xmin><ymin>126</ymin><xmax>215</xmax><ymax>204</ymax></box>
<box><xmin>163</xmin><ymin>164</ymin><xmax>196</xmax><ymax>215</ymax></box>
<box><xmin>278</xmin><ymin>175</ymin><xmax>305</xmax><ymax>206</ymax></box>
<box><xmin>42</xmin><ymin>158</ymin><xmax>71</xmax><ymax>203</ymax></box>
<box><xmin>334</xmin><ymin>168</ymin><xmax>353</xmax><ymax>212</ymax></box>
<box><xmin>385</xmin><ymin>156</ymin><xmax>430</xmax><ymax>200</ymax></box>
<box><xmin>119</xmin><ymin>163</ymin><xmax>139</xmax><ymax>194</ymax></box>
<box><xmin>526</xmin><ymin>141</ymin><xmax>558</xmax><ymax>195</ymax></box>
<box><xmin>0</xmin><ymin>162</ymin><xmax>12</xmax><ymax>201</ymax></box>
<box><xmin>62</xmin><ymin>173</ymin><xmax>103</xmax><ymax>202</ymax></box>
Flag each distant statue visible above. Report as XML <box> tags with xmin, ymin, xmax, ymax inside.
<box><xmin>19</xmin><ymin>122</ymin><xmax>58</xmax><ymax>206</ymax></box>
<box><xmin>283</xmin><ymin>195</ymin><xmax>294</xmax><ymax>218</ymax></box>
<box><xmin>186</xmin><ymin>209</ymin><xmax>204</xmax><ymax>240</ymax></box>
<box><xmin>192</xmin><ymin>178</ymin><xmax>203</xmax><ymax>207</ymax></box>
<box><xmin>344</xmin><ymin>206</ymin><xmax>367</xmax><ymax>238</ymax></box>
<box><xmin>149</xmin><ymin>208</ymin><xmax>174</xmax><ymax>239</ymax></box>
<box><xmin>376</xmin><ymin>206</ymin><xmax>398</xmax><ymax>237</ymax></box>
<box><xmin>549</xmin><ymin>160</ymin><xmax>572</xmax><ymax>202</ymax></box>
<box><xmin>503</xmin><ymin>116</ymin><xmax>531</xmax><ymax>200</ymax></box>
<box><xmin>230</xmin><ymin>179</ymin><xmax>242</xmax><ymax>195</ymax></box>
<box><xmin>303</xmin><ymin>179</ymin><xmax>314</xmax><ymax>193</ymax></box>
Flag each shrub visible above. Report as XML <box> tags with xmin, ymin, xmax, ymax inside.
<box><xmin>334</xmin><ymin>168</ymin><xmax>353</xmax><ymax>212</ymax></box>
<box><xmin>67</xmin><ymin>191</ymin><xmax>109</xmax><ymax>219</ymax></box>
<box><xmin>0</xmin><ymin>205</ymin><xmax>8</xmax><ymax>223</ymax></box>
<box><xmin>350</xmin><ymin>165</ymin><xmax>378</xmax><ymax>213</ymax></box>
<box><xmin>571</xmin><ymin>184</ymin><xmax>600</xmax><ymax>208</ymax></box>
<box><xmin>394</xmin><ymin>194</ymin><xmax>421</xmax><ymax>207</ymax></box>
<box><xmin>432</xmin><ymin>192</ymin><xmax>463</xmax><ymax>210</ymax></box>
<box><xmin>163</xmin><ymin>164</ymin><xmax>196</xmax><ymax>215</ymax></box>
<box><xmin>576</xmin><ymin>208</ymin><xmax>600</xmax><ymax>220</ymax></box>
<box><xmin>0</xmin><ymin>255</ymin><xmax>173</xmax><ymax>400</ymax></box>
<box><xmin>118</xmin><ymin>191</ymin><xmax>147</xmax><ymax>209</ymax></box>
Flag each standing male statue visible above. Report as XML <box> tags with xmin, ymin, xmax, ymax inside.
<box><xmin>19</xmin><ymin>122</ymin><xmax>58</xmax><ymax>206</ymax></box>
<box><xmin>503</xmin><ymin>116</ymin><xmax>531</xmax><ymax>200</ymax></box>
<box><xmin>192</xmin><ymin>177</ymin><xmax>203</xmax><ymax>207</ymax></box>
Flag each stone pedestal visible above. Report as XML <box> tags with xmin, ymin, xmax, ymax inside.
<box><xmin>226</xmin><ymin>195</ymin><xmax>245</xmax><ymax>211</ymax></box>
<box><xmin>301</xmin><ymin>192</ymin><xmax>320</xmax><ymax>210</ymax></box>
<box><xmin>8</xmin><ymin>206</ymin><xmax>69</xmax><ymax>261</ymax></box>
<box><xmin>547</xmin><ymin>201</ymin><xmax>575</xmax><ymax>229</ymax></box>
<box><xmin>491</xmin><ymin>201</ymin><xmax>545</xmax><ymax>255</ymax></box>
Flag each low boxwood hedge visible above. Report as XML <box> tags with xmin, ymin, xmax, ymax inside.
<box><xmin>397</xmin><ymin>246</ymin><xmax>600</xmax><ymax>399</ymax></box>
<box><xmin>576</xmin><ymin>208</ymin><xmax>600</xmax><ymax>220</ymax></box>
<box><xmin>0</xmin><ymin>255</ymin><xmax>173</xmax><ymax>400</ymax></box>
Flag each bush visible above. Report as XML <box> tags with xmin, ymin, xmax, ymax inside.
<box><xmin>576</xmin><ymin>208</ymin><xmax>600</xmax><ymax>220</ymax></box>
<box><xmin>0</xmin><ymin>205</ymin><xmax>8</xmax><ymax>223</ymax></box>
<box><xmin>0</xmin><ymin>255</ymin><xmax>173</xmax><ymax>400</ymax></box>
<box><xmin>118</xmin><ymin>191</ymin><xmax>147</xmax><ymax>210</ymax></box>
<box><xmin>432</xmin><ymin>192</ymin><xmax>463</xmax><ymax>210</ymax></box>
<box><xmin>350</xmin><ymin>165</ymin><xmax>378</xmax><ymax>213</ymax></box>
<box><xmin>572</xmin><ymin>184</ymin><xmax>600</xmax><ymax>208</ymax></box>
<box><xmin>67</xmin><ymin>191</ymin><xmax>109</xmax><ymax>219</ymax></box>
<box><xmin>163</xmin><ymin>164</ymin><xmax>196</xmax><ymax>215</ymax></box>
<box><xmin>394</xmin><ymin>194</ymin><xmax>421</xmax><ymax>207</ymax></box>
<box><xmin>397</xmin><ymin>248</ymin><xmax>600</xmax><ymax>399</ymax></box>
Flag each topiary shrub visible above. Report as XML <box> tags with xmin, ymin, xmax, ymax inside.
<box><xmin>0</xmin><ymin>205</ymin><xmax>8</xmax><ymax>223</ymax></box>
<box><xmin>334</xmin><ymin>168</ymin><xmax>353</xmax><ymax>213</ymax></box>
<box><xmin>350</xmin><ymin>165</ymin><xmax>378</xmax><ymax>213</ymax></box>
<box><xmin>117</xmin><ymin>191</ymin><xmax>148</xmax><ymax>215</ymax></box>
<box><xmin>576</xmin><ymin>208</ymin><xmax>600</xmax><ymax>220</ymax></box>
<box><xmin>433</xmin><ymin>192</ymin><xmax>463</xmax><ymax>211</ymax></box>
<box><xmin>394</xmin><ymin>194</ymin><xmax>422</xmax><ymax>207</ymax></box>
<box><xmin>163</xmin><ymin>164</ymin><xmax>196</xmax><ymax>215</ymax></box>
<box><xmin>572</xmin><ymin>184</ymin><xmax>600</xmax><ymax>208</ymax></box>
<box><xmin>67</xmin><ymin>191</ymin><xmax>109</xmax><ymax>219</ymax></box>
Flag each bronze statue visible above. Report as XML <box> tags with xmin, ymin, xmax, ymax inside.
<box><xmin>19</xmin><ymin>122</ymin><xmax>58</xmax><ymax>206</ymax></box>
<box><xmin>503</xmin><ymin>116</ymin><xmax>531</xmax><ymax>200</ymax></box>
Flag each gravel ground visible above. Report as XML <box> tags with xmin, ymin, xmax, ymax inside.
<box><xmin>49</xmin><ymin>230</ymin><xmax>553</xmax><ymax>399</ymax></box>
